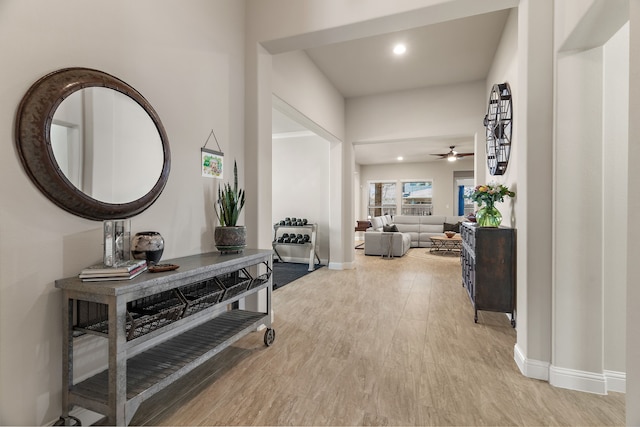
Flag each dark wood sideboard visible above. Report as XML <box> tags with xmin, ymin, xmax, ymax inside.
<box><xmin>460</xmin><ymin>222</ymin><xmax>516</xmax><ymax>327</ymax></box>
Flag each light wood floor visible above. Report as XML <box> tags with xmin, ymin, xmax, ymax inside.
<box><xmin>130</xmin><ymin>248</ymin><xmax>625</xmax><ymax>426</ymax></box>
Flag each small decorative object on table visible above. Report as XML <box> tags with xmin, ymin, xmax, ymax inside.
<box><xmin>148</xmin><ymin>263</ymin><xmax>179</xmax><ymax>273</ymax></box>
<box><xmin>466</xmin><ymin>183</ymin><xmax>515</xmax><ymax>228</ymax></box>
<box><xmin>103</xmin><ymin>219</ymin><xmax>131</xmax><ymax>267</ymax></box>
<box><xmin>214</xmin><ymin>160</ymin><xmax>246</xmax><ymax>253</ymax></box>
<box><xmin>131</xmin><ymin>231</ymin><xmax>165</xmax><ymax>265</ymax></box>
<box><xmin>445</xmin><ymin>231</ymin><xmax>456</xmax><ymax>238</ymax></box>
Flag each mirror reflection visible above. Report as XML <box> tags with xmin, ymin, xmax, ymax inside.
<box><xmin>51</xmin><ymin>87</ymin><xmax>164</xmax><ymax>204</ymax></box>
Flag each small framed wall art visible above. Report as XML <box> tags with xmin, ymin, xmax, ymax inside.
<box><xmin>201</xmin><ymin>148</ymin><xmax>224</xmax><ymax>179</ymax></box>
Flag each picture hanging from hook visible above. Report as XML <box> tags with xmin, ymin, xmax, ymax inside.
<box><xmin>201</xmin><ymin>129</ymin><xmax>224</xmax><ymax>179</ymax></box>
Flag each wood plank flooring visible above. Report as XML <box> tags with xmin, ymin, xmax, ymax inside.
<box><xmin>129</xmin><ymin>248</ymin><xmax>625</xmax><ymax>426</ymax></box>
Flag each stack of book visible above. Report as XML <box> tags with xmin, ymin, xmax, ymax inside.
<box><xmin>79</xmin><ymin>259</ymin><xmax>148</xmax><ymax>282</ymax></box>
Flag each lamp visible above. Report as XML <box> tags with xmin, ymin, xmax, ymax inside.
<box><xmin>447</xmin><ymin>153</ymin><xmax>457</xmax><ymax>162</ymax></box>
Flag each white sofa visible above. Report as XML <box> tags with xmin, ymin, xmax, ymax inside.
<box><xmin>363</xmin><ymin>215</ymin><xmax>411</xmax><ymax>257</ymax></box>
<box><xmin>364</xmin><ymin>214</ymin><xmax>466</xmax><ymax>256</ymax></box>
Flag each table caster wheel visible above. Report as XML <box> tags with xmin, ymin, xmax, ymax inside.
<box><xmin>264</xmin><ymin>328</ymin><xmax>276</xmax><ymax>346</ymax></box>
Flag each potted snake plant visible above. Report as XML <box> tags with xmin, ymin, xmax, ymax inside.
<box><xmin>214</xmin><ymin>160</ymin><xmax>246</xmax><ymax>253</ymax></box>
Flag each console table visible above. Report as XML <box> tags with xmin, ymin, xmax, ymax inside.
<box><xmin>460</xmin><ymin>223</ymin><xmax>516</xmax><ymax>326</ymax></box>
<box><xmin>55</xmin><ymin>250</ymin><xmax>274</xmax><ymax>426</ymax></box>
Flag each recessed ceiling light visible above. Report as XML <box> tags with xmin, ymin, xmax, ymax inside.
<box><xmin>393</xmin><ymin>44</ymin><xmax>406</xmax><ymax>55</ymax></box>
<box><xmin>397</xmin><ymin>156</ymin><xmax>403</xmax><ymax>161</ymax></box>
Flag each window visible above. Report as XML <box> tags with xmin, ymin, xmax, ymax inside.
<box><xmin>462</xmin><ymin>184</ymin><xmax>475</xmax><ymax>215</ymax></box>
<box><xmin>401</xmin><ymin>181</ymin><xmax>433</xmax><ymax>215</ymax></box>
<box><xmin>368</xmin><ymin>182</ymin><xmax>396</xmax><ymax>217</ymax></box>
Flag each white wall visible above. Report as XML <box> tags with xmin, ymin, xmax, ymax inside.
<box><xmin>272</xmin><ymin>51</ymin><xmax>345</xmax><ymax>142</ymax></box>
<box><xmin>346</xmin><ymin>81</ymin><xmax>486</xmax><ymax>145</ymax></box>
<box><xmin>627</xmin><ymin>3</ymin><xmax>640</xmax><ymax>422</ymax></box>
<box><xmin>602</xmin><ymin>21</ymin><xmax>628</xmax><ymax>379</ymax></box>
<box><xmin>0</xmin><ymin>1</ymin><xmax>245</xmax><ymax>424</ymax></box>
<box><xmin>272</xmin><ymin>135</ymin><xmax>331</xmax><ymax>263</ymax></box>
<box><xmin>271</xmin><ymin>50</ymin><xmax>346</xmax><ymax>268</ymax></box>
<box><xmin>485</xmin><ymin>8</ymin><xmax>518</xmax><ymax>226</ymax></box>
<box><xmin>359</xmin><ymin>159</ymin><xmax>474</xmax><ymax>218</ymax></box>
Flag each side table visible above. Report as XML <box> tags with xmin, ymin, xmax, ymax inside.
<box><xmin>354</xmin><ymin>220</ymin><xmax>371</xmax><ymax>249</ymax></box>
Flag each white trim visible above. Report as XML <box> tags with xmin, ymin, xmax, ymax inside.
<box><xmin>549</xmin><ymin>365</ymin><xmax>607</xmax><ymax>395</ymax></box>
<box><xmin>342</xmin><ymin>261</ymin><xmax>355</xmax><ymax>270</ymax></box>
<box><xmin>604</xmin><ymin>369</ymin><xmax>626</xmax><ymax>393</ymax></box>
<box><xmin>328</xmin><ymin>261</ymin><xmax>349</xmax><ymax>270</ymax></box>
<box><xmin>514</xmin><ymin>343</ymin><xmax>550</xmax><ymax>380</ymax></box>
<box><xmin>272</xmin><ymin>130</ymin><xmax>316</xmax><ymax>139</ymax></box>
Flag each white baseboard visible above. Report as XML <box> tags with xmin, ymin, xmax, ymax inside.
<box><xmin>515</xmin><ymin>344</ymin><xmax>626</xmax><ymax>395</ymax></box>
<box><xmin>604</xmin><ymin>370</ymin><xmax>626</xmax><ymax>393</ymax></box>
<box><xmin>514</xmin><ymin>343</ymin><xmax>550</xmax><ymax>380</ymax></box>
<box><xmin>328</xmin><ymin>261</ymin><xmax>345</xmax><ymax>270</ymax></box>
<box><xmin>550</xmin><ymin>365</ymin><xmax>607</xmax><ymax>395</ymax></box>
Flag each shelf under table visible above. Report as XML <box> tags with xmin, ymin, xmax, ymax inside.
<box><xmin>70</xmin><ymin>309</ymin><xmax>266</xmax><ymax>405</ymax></box>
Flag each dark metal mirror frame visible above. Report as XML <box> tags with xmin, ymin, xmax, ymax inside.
<box><xmin>15</xmin><ymin>67</ymin><xmax>171</xmax><ymax>220</ymax></box>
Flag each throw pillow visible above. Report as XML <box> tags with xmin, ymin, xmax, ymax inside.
<box><xmin>383</xmin><ymin>224</ymin><xmax>399</xmax><ymax>232</ymax></box>
<box><xmin>443</xmin><ymin>222</ymin><xmax>461</xmax><ymax>233</ymax></box>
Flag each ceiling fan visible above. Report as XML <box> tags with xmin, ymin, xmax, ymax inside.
<box><xmin>431</xmin><ymin>145</ymin><xmax>474</xmax><ymax>162</ymax></box>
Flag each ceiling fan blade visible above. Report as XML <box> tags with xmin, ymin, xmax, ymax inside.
<box><xmin>456</xmin><ymin>152</ymin><xmax>474</xmax><ymax>157</ymax></box>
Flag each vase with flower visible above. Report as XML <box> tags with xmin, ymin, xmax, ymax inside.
<box><xmin>467</xmin><ymin>183</ymin><xmax>515</xmax><ymax>227</ymax></box>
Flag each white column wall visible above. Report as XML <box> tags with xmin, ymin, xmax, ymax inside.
<box><xmin>554</xmin><ymin>46</ymin><xmax>605</xmax><ymax>384</ymax></box>
<box><xmin>512</xmin><ymin>0</ymin><xmax>554</xmax><ymax>381</ymax></box>
<box><xmin>627</xmin><ymin>1</ymin><xmax>640</xmax><ymax>423</ymax></box>
<box><xmin>602</xmin><ymin>22</ymin><xmax>629</xmax><ymax>379</ymax></box>
<box><xmin>551</xmin><ymin>0</ymin><xmax>631</xmax><ymax>396</ymax></box>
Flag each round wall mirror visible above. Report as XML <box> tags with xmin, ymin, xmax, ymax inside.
<box><xmin>15</xmin><ymin>68</ymin><xmax>171</xmax><ymax>220</ymax></box>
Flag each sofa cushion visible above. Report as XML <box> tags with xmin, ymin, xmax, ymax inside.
<box><xmin>370</xmin><ymin>216</ymin><xmax>384</xmax><ymax>231</ymax></box>
<box><xmin>420</xmin><ymin>224</ymin><xmax>443</xmax><ymax>233</ymax></box>
<box><xmin>392</xmin><ymin>215</ymin><xmax>421</xmax><ymax>224</ymax></box>
<box><xmin>395</xmin><ymin>223</ymin><xmax>420</xmax><ymax>233</ymax></box>
<box><xmin>419</xmin><ymin>215</ymin><xmax>447</xmax><ymax>225</ymax></box>
<box><xmin>383</xmin><ymin>224</ymin><xmax>398</xmax><ymax>232</ymax></box>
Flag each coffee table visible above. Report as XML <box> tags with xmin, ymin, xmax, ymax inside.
<box><xmin>429</xmin><ymin>234</ymin><xmax>462</xmax><ymax>254</ymax></box>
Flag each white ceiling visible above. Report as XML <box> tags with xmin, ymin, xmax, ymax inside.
<box><xmin>272</xmin><ymin>9</ymin><xmax>512</xmax><ymax>165</ymax></box>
